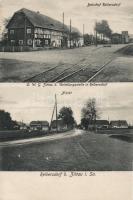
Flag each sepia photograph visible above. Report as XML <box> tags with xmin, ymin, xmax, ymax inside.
<box><xmin>0</xmin><ymin>0</ymin><xmax>133</xmax><ymax>82</ymax></box>
<box><xmin>0</xmin><ymin>0</ymin><xmax>133</xmax><ymax>199</ymax></box>
<box><xmin>0</xmin><ymin>83</ymin><xmax>133</xmax><ymax>171</ymax></box>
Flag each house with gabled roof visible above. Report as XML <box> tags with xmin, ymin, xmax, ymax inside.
<box><xmin>30</xmin><ymin>121</ymin><xmax>49</xmax><ymax>132</ymax></box>
<box><xmin>110</xmin><ymin>120</ymin><xmax>128</xmax><ymax>129</ymax></box>
<box><xmin>88</xmin><ymin>120</ymin><xmax>109</xmax><ymax>130</ymax></box>
<box><xmin>6</xmin><ymin>8</ymin><xmax>82</xmax><ymax>48</ymax></box>
<box><xmin>50</xmin><ymin>120</ymin><xmax>67</xmax><ymax>132</ymax></box>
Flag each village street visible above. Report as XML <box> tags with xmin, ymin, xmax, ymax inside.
<box><xmin>0</xmin><ymin>44</ymin><xmax>133</xmax><ymax>82</ymax></box>
<box><xmin>0</xmin><ymin>128</ymin><xmax>133</xmax><ymax>171</ymax></box>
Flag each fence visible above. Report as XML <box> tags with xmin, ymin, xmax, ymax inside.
<box><xmin>0</xmin><ymin>45</ymin><xmax>32</xmax><ymax>52</ymax></box>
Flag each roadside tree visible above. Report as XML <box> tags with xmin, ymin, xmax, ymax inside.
<box><xmin>95</xmin><ymin>20</ymin><xmax>112</xmax><ymax>43</ymax></box>
<box><xmin>81</xmin><ymin>98</ymin><xmax>100</xmax><ymax>130</ymax></box>
<box><xmin>0</xmin><ymin>110</ymin><xmax>15</xmax><ymax>130</ymax></box>
<box><xmin>58</xmin><ymin>107</ymin><xmax>75</xmax><ymax>128</ymax></box>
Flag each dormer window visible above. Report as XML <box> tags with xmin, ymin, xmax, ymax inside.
<box><xmin>27</xmin><ymin>28</ymin><xmax>31</xmax><ymax>34</ymax></box>
<box><xmin>10</xmin><ymin>30</ymin><xmax>14</xmax><ymax>34</ymax></box>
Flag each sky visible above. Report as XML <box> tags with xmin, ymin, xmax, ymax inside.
<box><xmin>0</xmin><ymin>0</ymin><xmax>133</xmax><ymax>34</ymax></box>
<box><xmin>0</xmin><ymin>83</ymin><xmax>133</xmax><ymax>124</ymax></box>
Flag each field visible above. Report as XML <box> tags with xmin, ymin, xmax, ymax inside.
<box><xmin>0</xmin><ymin>129</ymin><xmax>133</xmax><ymax>171</ymax></box>
<box><xmin>0</xmin><ymin>130</ymin><xmax>49</xmax><ymax>142</ymax></box>
<box><xmin>0</xmin><ymin>44</ymin><xmax>133</xmax><ymax>82</ymax></box>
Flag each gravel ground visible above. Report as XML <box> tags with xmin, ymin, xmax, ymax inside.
<box><xmin>93</xmin><ymin>56</ymin><xmax>133</xmax><ymax>82</ymax></box>
<box><xmin>0</xmin><ymin>129</ymin><xmax>133</xmax><ymax>171</ymax></box>
<box><xmin>0</xmin><ymin>44</ymin><xmax>129</xmax><ymax>82</ymax></box>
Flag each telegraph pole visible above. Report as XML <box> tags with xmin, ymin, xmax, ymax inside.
<box><xmin>70</xmin><ymin>19</ymin><xmax>72</xmax><ymax>48</ymax></box>
<box><xmin>63</xmin><ymin>12</ymin><xmax>64</xmax><ymax>29</ymax></box>
<box><xmin>95</xmin><ymin>21</ymin><xmax>98</xmax><ymax>47</ymax></box>
<box><xmin>83</xmin><ymin>24</ymin><xmax>85</xmax><ymax>46</ymax></box>
<box><xmin>50</xmin><ymin>103</ymin><xmax>56</xmax><ymax>131</ymax></box>
<box><xmin>62</xmin><ymin>12</ymin><xmax>64</xmax><ymax>48</ymax></box>
<box><xmin>55</xmin><ymin>94</ymin><xmax>58</xmax><ymax>133</ymax></box>
<box><xmin>24</xmin><ymin>15</ymin><xmax>27</xmax><ymax>46</ymax></box>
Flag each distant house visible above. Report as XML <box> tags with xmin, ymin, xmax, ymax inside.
<box><xmin>95</xmin><ymin>120</ymin><xmax>109</xmax><ymax>129</ymax></box>
<box><xmin>111</xmin><ymin>33</ymin><xmax>122</xmax><ymax>44</ymax></box>
<box><xmin>30</xmin><ymin>121</ymin><xmax>49</xmax><ymax>132</ymax></box>
<box><xmin>17</xmin><ymin>122</ymin><xmax>28</xmax><ymax>130</ymax></box>
<box><xmin>88</xmin><ymin>120</ymin><xmax>109</xmax><ymax>130</ymax></box>
<box><xmin>6</xmin><ymin>8</ymin><xmax>83</xmax><ymax>48</ymax></box>
<box><xmin>129</xmin><ymin>34</ymin><xmax>133</xmax><ymax>43</ymax></box>
<box><xmin>50</xmin><ymin>120</ymin><xmax>67</xmax><ymax>132</ymax></box>
<box><xmin>110</xmin><ymin>120</ymin><xmax>128</xmax><ymax>129</ymax></box>
<box><xmin>68</xmin><ymin>27</ymin><xmax>83</xmax><ymax>48</ymax></box>
<box><xmin>121</xmin><ymin>31</ymin><xmax>129</xmax><ymax>44</ymax></box>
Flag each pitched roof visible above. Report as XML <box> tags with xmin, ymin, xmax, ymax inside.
<box><xmin>110</xmin><ymin>120</ymin><xmax>128</xmax><ymax>126</ymax></box>
<box><xmin>7</xmin><ymin>8</ymin><xmax>70</xmax><ymax>32</ymax></box>
<box><xmin>51</xmin><ymin>120</ymin><xmax>65</xmax><ymax>128</ymax></box>
<box><xmin>7</xmin><ymin>8</ymin><xmax>82</xmax><ymax>35</ymax></box>
<box><xmin>30</xmin><ymin>121</ymin><xmax>49</xmax><ymax>126</ymax></box>
<box><xmin>112</xmin><ymin>33</ymin><xmax>122</xmax><ymax>36</ymax></box>
<box><xmin>96</xmin><ymin>120</ymin><xmax>109</xmax><ymax>125</ymax></box>
<box><xmin>89</xmin><ymin>120</ymin><xmax>109</xmax><ymax>125</ymax></box>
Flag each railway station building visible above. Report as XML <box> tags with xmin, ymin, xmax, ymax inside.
<box><xmin>6</xmin><ymin>8</ymin><xmax>83</xmax><ymax>49</ymax></box>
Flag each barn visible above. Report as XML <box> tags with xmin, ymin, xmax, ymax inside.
<box><xmin>6</xmin><ymin>8</ymin><xmax>82</xmax><ymax>48</ymax></box>
<box><xmin>88</xmin><ymin>120</ymin><xmax>109</xmax><ymax>130</ymax></box>
<box><xmin>111</xmin><ymin>33</ymin><xmax>122</xmax><ymax>44</ymax></box>
<box><xmin>30</xmin><ymin>121</ymin><xmax>49</xmax><ymax>132</ymax></box>
<box><xmin>50</xmin><ymin>120</ymin><xmax>67</xmax><ymax>132</ymax></box>
<box><xmin>110</xmin><ymin>120</ymin><xmax>128</xmax><ymax>129</ymax></box>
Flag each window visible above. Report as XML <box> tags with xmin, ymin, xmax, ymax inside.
<box><xmin>19</xmin><ymin>40</ymin><xmax>23</xmax><ymax>45</ymax></box>
<box><xmin>35</xmin><ymin>34</ymin><xmax>37</xmax><ymax>38</ymax></box>
<box><xmin>36</xmin><ymin>39</ymin><xmax>41</xmax><ymax>46</ymax></box>
<box><xmin>10</xmin><ymin>40</ymin><xmax>15</xmax><ymax>45</ymax></box>
<box><xmin>45</xmin><ymin>40</ymin><xmax>49</xmax><ymax>45</ymax></box>
<box><xmin>10</xmin><ymin>30</ymin><xmax>14</xmax><ymax>34</ymax></box>
<box><xmin>27</xmin><ymin>39</ymin><xmax>32</xmax><ymax>45</ymax></box>
<box><xmin>27</xmin><ymin>28</ymin><xmax>31</xmax><ymax>34</ymax></box>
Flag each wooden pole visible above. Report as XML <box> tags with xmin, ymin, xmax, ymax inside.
<box><xmin>95</xmin><ymin>21</ymin><xmax>97</xmax><ymax>47</ymax></box>
<box><xmin>55</xmin><ymin>94</ymin><xmax>58</xmax><ymax>133</ymax></box>
<box><xmin>49</xmin><ymin>103</ymin><xmax>56</xmax><ymax>130</ymax></box>
<box><xmin>70</xmin><ymin>19</ymin><xmax>72</xmax><ymax>48</ymax></box>
<box><xmin>63</xmin><ymin>12</ymin><xmax>64</xmax><ymax>29</ymax></box>
<box><xmin>83</xmin><ymin>24</ymin><xmax>85</xmax><ymax>46</ymax></box>
<box><xmin>96</xmin><ymin>30</ymin><xmax>97</xmax><ymax>47</ymax></box>
<box><xmin>24</xmin><ymin>15</ymin><xmax>27</xmax><ymax>46</ymax></box>
<box><xmin>62</xmin><ymin>12</ymin><xmax>64</xmax><ymax>48</ymax></box>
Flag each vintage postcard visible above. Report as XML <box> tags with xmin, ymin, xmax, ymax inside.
<box><xmin>0</xmin><ymin>0</ymin><xmax>133</xmax><ymax>82</ymax></box>
<box><xmin>0</xmin><ymin>83</ymin><xmax>133</xmax><ymax>200</ymax></box>
<box><xmin>0</xmin><ymin>83</ymin><xmax>132</xmax><ymax>171</ymax></box>
<box><xmin>0</xmin><ymin>0</ymin><xmax>133</xmax><ymax>199</ymax></box>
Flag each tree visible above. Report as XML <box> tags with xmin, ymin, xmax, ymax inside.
<box><xmin>84</xmin><ymin>34</ymin><xmax>94</xmax><ymax>45</ymax></box>
<box><xmin>1</xmin><ymin>17</ymin><xmax>11</xmax><ymax>45</ymax></box>
<box><xmin>81</xmin><ymin>118</ymin><xmax>89</xmax><ymax>130</ymax></box>
<box><xmin>71</xmin><ymin>31</ymin><xmax>80</xmax><ymax>41</ymax></box>
<box><xmin>101</xmin><ymin>20</ymin><xmax>112</xmax><ymax>38</ymax></box>
<box><xmin>94</xmin><ymin>20</ymin><xmax>112</xmax><ymax>42</ymax></box>
<box><xmin>58</xmin><ymin>107</ymin><xmax>75</xmax><ymax>128</ymax></box>
<box><xmin>81</xmin><ymin>98</ymin><xmax>100</xmax><ymax>130</ymax></box>
<box><xmin>0</xmin><ymin>110</ymin><xmax>15</xmax><ymax>130</ymax></box>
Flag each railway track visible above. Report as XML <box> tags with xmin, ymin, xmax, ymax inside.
<box><xmin>23</xmin><ymin>63</ymin><xmax>65</xmax><ymax>82</ymax></box>
<box><xmin>23</xmin><ymin>59</ymin><xmax>89</xmax><ymax>82</ymax></box>
<box><xmin>23</xmin><ymin>46</ymin><xmax>115</xmax><ymax>83</ymax></box>
<box><xmin>54</xmin><ymin>58</ymin><xmax>114</xmax><ymax>82</ymax></box>
<box><xmin>86</xmin><ymin>59</ymin><xmax>114</xmax><ymax>82</ymax></box>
